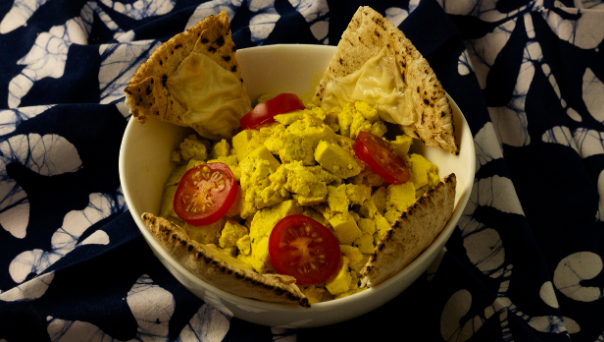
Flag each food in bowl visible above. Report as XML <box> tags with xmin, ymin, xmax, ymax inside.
<box><xmin>124</xmin><ymin>6</ymin><xmax>457</xmax><ymax>308</ymax></box>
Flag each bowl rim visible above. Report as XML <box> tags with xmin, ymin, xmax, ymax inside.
<box><xmin>119</xmin><ymin>43</ymin><xmax>476</xmax><ymax>312</ymax></box>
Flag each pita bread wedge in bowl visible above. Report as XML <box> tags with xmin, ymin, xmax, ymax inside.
<box><xmin>315</xmin><ymin>6</ymin><xmax>458</xmax><ymax>155</ymax></box>
<box><xmin>361</xmin><ymin>174</ymin><xmax>457</xmax><ymax>287</ymax></box>
<box><xmin>124</xmin><ymin>11</ymin><xmax>251</xmax><ymax>140</ymax></box>
<box><xmin>141</xmin><ymin>213</ymin><xmax>309</xmax><ymax>307</ymax></box>
<box><xmin>119</xmin><ymin>11</ymin><xmax>475</xmax><ymax>328</ymax></box>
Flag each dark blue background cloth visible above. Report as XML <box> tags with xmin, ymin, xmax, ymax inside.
<box><xmin>1</xmin><ymin>0</ymin><xmax>604</xmax><ymax>341</ymax></box>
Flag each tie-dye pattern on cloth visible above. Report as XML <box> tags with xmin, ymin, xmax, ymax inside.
<box><xmin>0</xmin><ymin>0</ymin><xmax>603</xmax><ymax>341</ymax></box>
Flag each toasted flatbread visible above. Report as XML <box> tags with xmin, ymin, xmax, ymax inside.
<box><xmin>124</xmin><ymin>12</ymin><xmax>250</xmax><ymax>140</ymax></box>
<box><xmin>361</xmin><ymin>173</ymin><xmax>456</xmax><ymax>286</ymax></box>
<box><xmin>141</xmin><ymin>213</ymin><xmax>310</xmax><ymax>307</ymax></box>
<box><xmin>314</xmin><ymin>6</ymin><xmax>458</xmax><ymax>155</ymax></box>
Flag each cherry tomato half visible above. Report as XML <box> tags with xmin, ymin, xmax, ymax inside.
<box><xmin>269</xmin><ymin>215</ymin><xmax>341</xmax><ymax>285</ymax></box>
<box><xmin>353</xmin><ymin>131</ymin><xmax>411</xmax><ymax>185</ymax></box>
<box><xmin>240</xmin><ymin>93</ymin><xmax>305</xmax><ymax>130</ymax></box>
<box><xmin>173</xmin><ymin>163</ymin><xmax>238</xmax><ymax>226</ymax></box>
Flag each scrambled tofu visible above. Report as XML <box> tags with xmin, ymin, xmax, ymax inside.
<box><xmin>301</xmin><ymin>285</ymin><xmax>326</xmax><ymax>304</ymax></box>
<box><xmin>340</xmin><ymin>245</ymin><xmax>364</xmax><ymax>265</ymax></box>
<box><xmin>331</xmin><ymin>212</ymin><xmax>362</xmax><ymax>245</ymax></box>
<box><xmin>345</xmin><ymin>183</ymin><xmax>371</xmax><ymax>205</ymax></box>
<box><xmin>390</xmin><ymin>134</ymin><xmax>413</xmax><ymax>158</ymax></box>
<box><xmin>239</xmin><ymin>146</ymin><xmax>289</xmax><ymax>218</ymax></box>
<box><xmin>183</xmin><ymin>218</ymin><xmax>225</xmax><ymax>245</ymax></box>
<box><xmin>269</xmin><ymin>161</ymin><xmax>339</xmax><ymax>206</ymax></box>
<box><xmin>210</xmin><ymin>139</ymin><xmax>231</xmax><ymax>158</ymax></box>
<box><xmin>232</xmin><ymin>123</ymin><xmax>281</xmax><ymax>162</ymax></box>
<box><xmin>371</xmin><ymin>187</ymin><xmax>388</xmax><ymax>214</ymax></box>
<box><xmin>406</xmin><ymin>153</ymin><xmax>439</xmax><ymax>188</ymax></box>
<box><xmin>179</xmin><ymin>134</ymin><xmax>208</xmax><ymax>161</ymax></box>
<box><xmin>219</xmin><ymin>220</ymin><xmax>248</xmax><ymax>248</ymax></box>
<box><xmin>160</xmin><ymin>97</ymin><xmax>441</xmax><ymax>304</ymax></box>
<box><xmin>277</xmin><ymin>110</ymin><xmax>337</xmax><ymax>165</ymax></box>
<box><xmin>339</xmin><ymin>102</ymin><xmax>388</xmax><ymax>139</ymax></box>
<box><xmin>351</xmin><ymin>168</ymin><xmax>388</xmax><ymax>187</ymax></box>
<box><xmin>357</xmin><ymin>218</ymin><xmax>376</xmax><ymax>235</ymax></box>
<box><xmin>327</xmin><ymin>185</ymin><xmax>349</xmax><ymax>212</ymax></box>
<box><xmin>236</xmin><ymin>235</ymin><xmax>251</xmax><ymax>256</ymax></box>
<box><xmin>326</xmin><ymin>256</ymin><xmax>353</xmax><ymax>295</ymax></box>
<box><xmin>373</xmin><ymin>214</ymin><xmax>391</xmax><ymax>245</ymax></box>
<box><xmin>314</xmin><ymin>140</ymin><xmax>361</xmax><ymax>178</ymax></box>
<box><xmin>406</xmin><ymin>153</ymin><xmax>440</xmax><ymax>197</ymax></box>
<box><xmin>384</xmin><ymin>182</ymin><xmax>416</xmax><ymax>224</ymax></box>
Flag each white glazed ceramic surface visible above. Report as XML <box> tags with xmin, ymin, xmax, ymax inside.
<box><xmin>119</xmin><ymin>44</ymin><xmax>476</xmax><ymax>328</ymax></box>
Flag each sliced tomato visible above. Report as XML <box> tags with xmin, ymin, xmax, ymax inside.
<box><xmin>173</xmin><ymin>163</ymin><xmax>238</xmax><ymax>226</ymax></box>
<box><xmin>240</xmin><ymin>93</ymin><xmax>305</xmax><ymax>130</ymax></box>
<box><xmin>353</xmin><ymin>131</ymin><xmax>411</xmax><ymax>185</ymax></box>
<box><xmin>269</xmin><ymin>215</ymin><xmax>341</xmax><ymax>285</ymax></box>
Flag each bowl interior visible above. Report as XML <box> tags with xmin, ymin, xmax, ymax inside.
<box><xmin>119</xmin><ymin>44</ymin><xmax>475</xmax><ymax>325</ymax></box>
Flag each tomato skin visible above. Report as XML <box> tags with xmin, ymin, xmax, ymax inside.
<box><xmin>240</xmin><ymin>93</ymin><xmax>305</xmax><ymax>130</ymax></box>
<box><xmin>353</xmin><ymin>131</ymin><xmax>411</xmax><ymax>184</ymax></box>
<box><xmin>173</xmin><ymin>163</ymin><xmax>238</xmax><ymax>226</ymax></box>
<box><xmin>269</xmin><ymin>215</ymin><xmax>341</xmax><ymax>285</ymax></box>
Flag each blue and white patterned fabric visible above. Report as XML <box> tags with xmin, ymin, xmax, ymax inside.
<box><xmin>1</xmin><ymin>0</ymin><xmax>603</xmax><ymax>340</ymax></box>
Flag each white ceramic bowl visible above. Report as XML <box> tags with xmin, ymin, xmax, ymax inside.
<box><xmin>119</xmin><ymin>44</ymin><xmax>475</xmax><ymax>328</ymax></box>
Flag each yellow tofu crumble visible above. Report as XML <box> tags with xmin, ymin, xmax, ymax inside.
<box><xmin>161</xmin><ymin>97</ymin><xmax>442</xmax><ymax>303</ymax></box>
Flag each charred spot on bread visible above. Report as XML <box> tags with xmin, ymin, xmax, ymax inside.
<box><xmin>161</xmin><ymin>74</ymin><xmax>167</xmax><ymax>87</ymax></box>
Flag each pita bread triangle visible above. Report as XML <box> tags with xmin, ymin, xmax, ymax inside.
<box><xmin>361</xmin><ymin>173</ymin><xmax>456</xmax><ymax>287</ymax></box>
<box><xmin>314</xmin><ymin>6</ymin><xmax>458</xmax><ymax>155</ymax></box>
<box><xmin>124</xmin><ymin>12</ymin><xmax>250</xmax><ymax>140</ymax></box>
<box><xmin>141</xmin><ymin>213</ymin><xmax>310</xmax><ymax>307</ymax></box>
